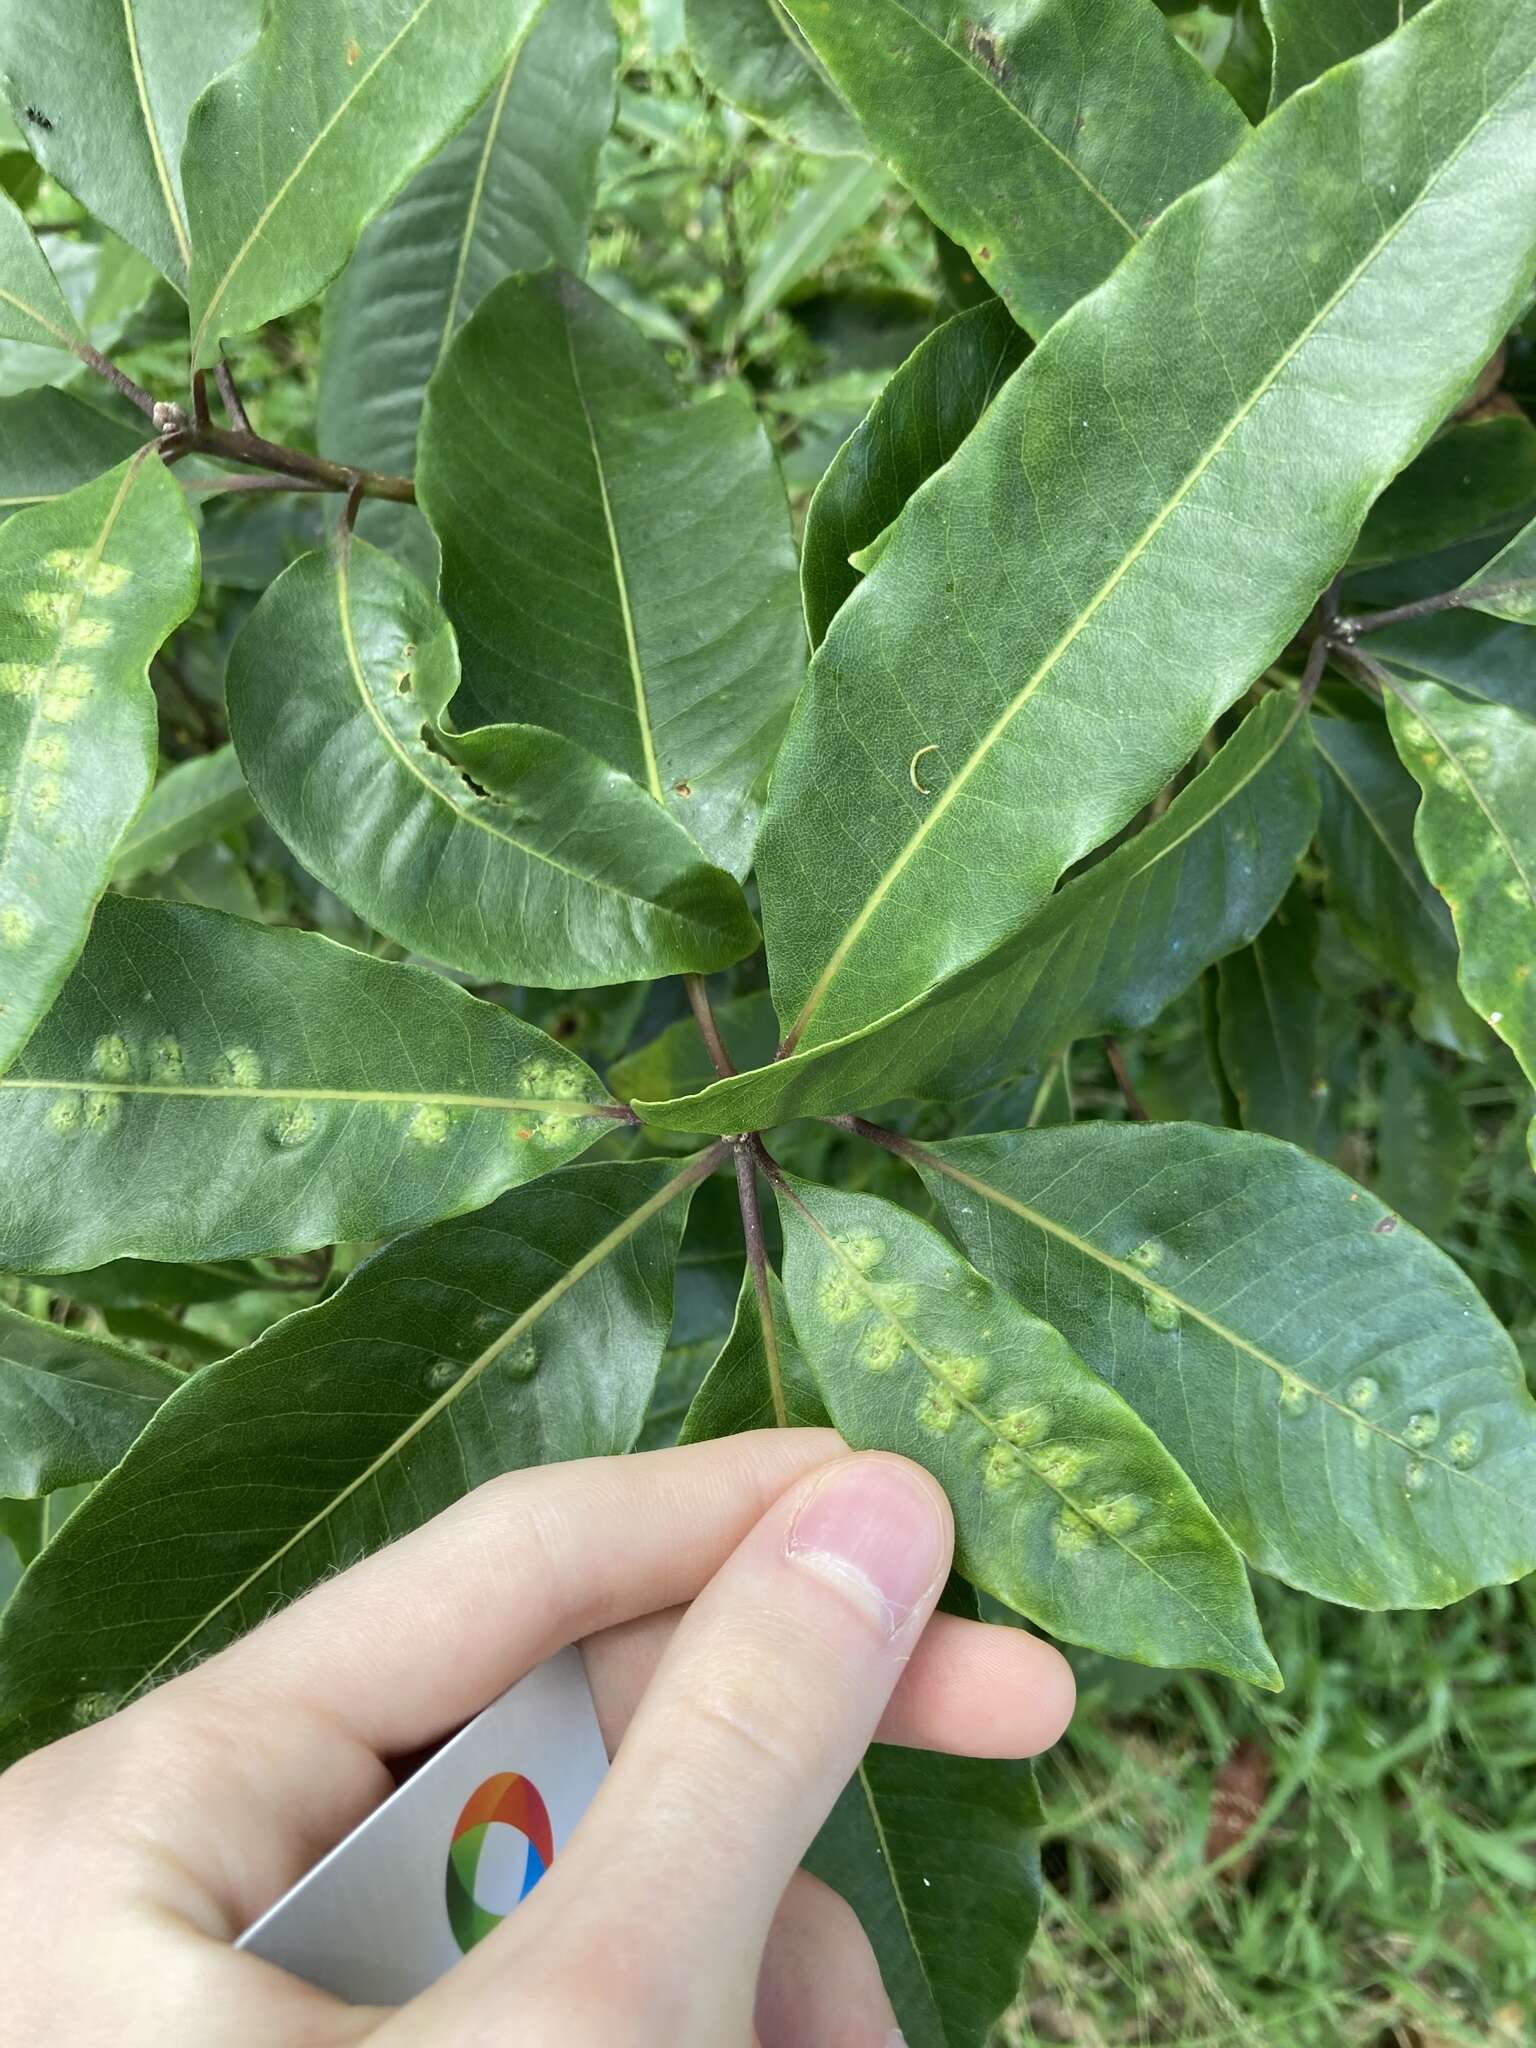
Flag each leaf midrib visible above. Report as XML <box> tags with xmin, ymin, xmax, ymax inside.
<box><xmin>855</xmin><ymin>1761</ymin><xmax>941</xmax><ymax>2030</ymax></box>
<box><xmin>0</xmin><ymin>1076</ymin><xmax>620</xmax><ymax>1115</ymax></box>
<box><xmin>921</xmin><ymin>1147</ymin><xmax>1515</xmax><ymax>1503</ymax></box>
<box><xmin>191</xmin><ymin>0</ymin><xmax>441</xmax><ymax>362</ymax></box>
<box><xmin>120</xmin><ymin>1154</ymin><xmax>710</xmax><ymax>1703</ymax></box>
<box><xmin>784</xmin><ymin>59</ymin><xmax>1529</xmax><ymax>1052</ymax></box>
<box><xmin>122</xmin><ymin>0</ymin><xmax>191</xmax><ymax>274</ymax></box>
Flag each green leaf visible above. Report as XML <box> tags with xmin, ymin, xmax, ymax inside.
<box><xmin>918</xmin><ymin>1123</ymin><xmax>1536</xmax><ymax>1608</ymax></box>
<box><xmin>0</xmin><ymin>453</ymin><xmax>199</xmax><ymax>1071</ymax></box>
<box><xmin>0</xmin><ymin>1301</ymin><xmax>181</xmax><ymax>1496</ymax></box>
<box><xmin>225</xmin><ymin>533</ymin><xmax>759</xmax><ymax>986</ymax></box>
<box><xmin>775</xmin><ymin>1173</ymin><xmax>1279</xmax><ymax>1686</ymax></box>
<box><xmin>1262</xmin><ymin>0</ymin><xmax>1433</xmax><ymax>105</ymax></box>
<box><xmin>1353</xmin><ymin>413</ymin><xmax>1536</xmax><ymax>566</ymax></box>
<box><xmin>317</xmin><ymin>0</ymin><xmax>617</xmax><ymax>568</ymax></box>
<box><xmin>637</xmin><ymin>693</ymin><xmax>1319</xmax><ymax>1130</ymax></box>
<box><xmin>1367</xmin><ymin>606</ymin><xmax>1536</xmax><ymax>720</ymax></box>
<box><xmin>738</xmin><ymin>158</ymin><xmax>889</xmax><ymax>331</ymax></box>
<box><xmin>0</xmin><ymin>389</ymin><xmax>142</xmax><ymax>525</ymax></box>
<box><xmin>182</xmin><ymin>0</ymin><xmax>549</xmax><ymax>366</ymax></box>
<box><xmin>805</xmin><ymin>1743</ymin><xmax>1042</xmax><ymax>2048</ymax></box>
<box><xmin>1384</xmin><ymin>678</ymin><xmax>1536</xmax><ymax>1130</ymax></box>
<box><xmin>752</xmin><ymin>0</ymin><xmax>1536</xmax><ymax>1073</ymax></box>
<box><xmin>802</xmin><ymin>301</ymin><xmax>1030</xmax><ymax>650</ymax></box>
<box><xmin>0</xmin><ymin>1154</ymin><xmax>706</xmax><ymax>1763</ymax></box>
<box><xmin>1312</xmin><ymin>711</ymin><xmax>1483</xmax><ymax>1051</ymax></box>
<box><xmin>680</xmin><ymin>1263</ymin><xmax>828</xmax><ymax>1440</ymax></box>
<box><xmin>780</xmin><ymin>0</ymin><xmax>1246</xmax><ymax>337</ymax></box>
<box><xmin>0</xmin><ymin>893</ymin><xmax>624</xmax><ymax>1270</ymax></box>
<box><xmin>109</xmin><ymin>745</ymin><xmax>254</xmax><ymax>883</ymax></box>
<box><xmin>1456</xmin><ymin>508</ymin><xmax>1536</xmax><ymax>625</ymax></box>
<box><xmin>1376</xmin><ymin>1033</ymin><xmax>1472</xmax><ymax>1241</ymax></box>
<box><xmin>0</xmin><ymin>188</ymin><xmax>86</xmax><ymax>354</ymax></box>
<box><xmin>0</xmin><ymin>0</ymin><xmax>261</xmax><ymax>284</ymax></box>
<box><xmin>684</xmin><ymin>0</ymin><xmax>867</xmax><ymax>156</ymax></box>
<box><xmin>1216</xmin><ymin>881</ymin><xmax>1323</xmax><ymax>1146</ymax></box>
<box><xmin>611</xmin><ymin>990</ymin><xmax>779</xmax><ymax>1107</ymax></box>
<box><xmin>29</xmin><ymin>1257</ymin><xmax>265</xmax><ymax>1310</ymax></box>
<box><xmin>418</xmin><ymin>270</ymin><xmax>804</xmax><ymax>878</ymax></box>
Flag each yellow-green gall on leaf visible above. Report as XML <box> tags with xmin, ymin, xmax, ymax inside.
<box><xmin>999</xmin><ymin>1404</ymin><xmax>1051</xmax><ymax>1448</ymax></box>
<box><xmin>91</xmin><ymin>1033</ymin><xmax>132</xmax><ymax>1080</ymax></box>
<box><xmin>268</xmin><ymin>1102</ymin><xmax>319</xmax><ymax>1148</ymax></box>
<box><xmin>915</xmin><ymin>1386</ymin><xmax>958</xmax><ymax>1433</ymax></box>
<box><xmin>0</xmin><ymin>904</ymin><xmax>33</xmax><ymax>947</ymax></box>
<box><xmin>1032</xmin><ymin>1441</ymin><xmax>1090</xmax><ymax>1490</ymax></box>
<box><xmin>835</xmin><ymin>1231</ymin><xmax>886</xmax><ymax>1274</ymax></box>
<box><xmin>407</xmin><ymin>1102</ymin><xmax>452</xmax><ymax>1145</ymax></box>
<box><xmin>1092</xmin><ymin>1494</ymin><xmax>1145</xmax><ymax>1536</ymax></box>
<box><xmin>1344</xmin><ymin>1375</ymin><xmax>1381</xmax><ymax>1412</ymax></box>
<box><xmin>936</xmin><ymin>1354</ymin><xmax>987</xmax><ymax>1399</ymax></box>
<box><xmin>211</xmin><ymin>1045</ymin><xmax>263</xmax><ymax>1087</ymax></box>
<box><xmin>816</xmin><ymin>1260</ymin><xmax>866</xmax><ymax>1324</ymax></box>
<box><xmin>981</xmin><ymin>1441</ymin><xmax>1025</xmax><ymax>1491</ymax></box>
<box><xmin>857</xmin><ymin>1318</ymin><xmax>906</xmax><ymax>1372</ymax></box>
<box><xmin>1054</xmin><ymin>1509</ymin><xmax>1096</xmax><ymax>1555</ymax></box>
<box><xmin>47</xmin><ymin>1093</ymin><xmax>83</xmax><ymax>1134</ymax></box>
<box><xmin>149</xmin><ymin>1037</ymin><xmax>185</xmax><ymax>1081</ymax></box>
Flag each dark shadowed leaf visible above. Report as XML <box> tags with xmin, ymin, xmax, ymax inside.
<box><xmin>684</xmin><ymin>0</ymin><xmax>867</xmax><ymax>155</ymax></box>
<box><xmin>1353</xmin><ymin>413</ymin><xmax>1536</xmax><ymax>566</ymax></box>
<box><xmin>1262</xmin><ymin>0</ymin><xmax>1433</xmax><ymax>105</ymax></box>
<box><xmin>1216</xmin><ymin>882</ymin><xmax>1323</xmax><ymax>1146</ymax></box>
<box><xmin>0</xmin><ymin>1301</ymin><xmax>181</xmax><ymax>1496</ymax></box>
<box><xmin>1376</xmin><ymin>1034</ymin><xmax>1472</xmax><ymax>1240</ymax></box>
<box><xmin>0</xmin><ymin>389</ymin><xmax>142</xmax><ymax>525</ymax></box>
<box><xmin>680</xmin><ymin>1263</ymin><xmax>827</xmax><ymax>1440</ymax></box>
<box><xmin>0</xmin><ymin>1155</ymin><xmax>706</xmax><ymax>1764</ymax></box>
<box><xmin>110</xmin><ymin>745</ymin><xmax>254</xmax><ymax>883</ymax></box>
<box><xmin>419</xmin><ymin>269</ymin><xmax>804</xmax><ymax>876</ymax></box>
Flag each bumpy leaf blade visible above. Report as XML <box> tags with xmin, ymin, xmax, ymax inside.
<box><xmin>1262</xmin><ymin>0</ymin><xmax>1432</xmax><ymax>104</ymax></box>
<box><xmin>418</xmin><ymin>270</ymin><xmax>804</xmax><ymax>877</ymax></box>
<box><xmin>754</xmin><ymin>2</ymin><xmax>1536</xmax><ymax>1065</ymax></box>
<box><xmin>775</xmin><ymin>1174</ymin><xmax>1279</xmax><ymax>1686</ymax></box>
<box><xmin>804</xmin><ymin>1743</ymin><xmax>1042</xmax><ymax>2048</ymax></box>
<box><xmin>918</xmin><ymin>1125</ymin><xmax>1536</xmax><ymax>1608</ymax></box>
<box><xmin>0</xmin><ymin>1156</ymin><xmax>704</xmax><ymax>1763</ymax></box>
<box><xmin>0</xmin><ymin>0</ymin><xmax>260</xmax><ymax>284</ymax></box>
<box><xmin>802</xmin><ymin>300</ymin><xmax>1030</xmax><ymax>650</ymax></box>
<box><xmin>225</xmin><ymin>534</ymin><xmax>759</xmax><ymax>987</ymax></box>
<box><xmin>0</xmin><ymin>893</ymin><xmax>623</xmax><ymax>1270</ymax></box>
<box><xmin>637</xmin><ymin>693</ymin><xmax>1319</xmax><ymax>1130</ymax></box>
<box><xmin>684</xmin><ymin>0</ymin><xmax>866</xmax><ymax>156</ymax></box>
<box><xmin>0</xmin><ymin>1302</ymin><xmax>181</xmax><ymax>1496</ymax></box>
<box><xmin>110</xmin><ymin>745</ymin><xmax>254</xmax><ymax>882</ymax></box>
<box><xmin>0</xmin><ymin>389</ymin><xmax>142</xmax><ymax>525</ymax></box>
<box><xmin>318</xmin><ymin>0</ymin><xmax>616</xmax><ymax>562</ymax></box>
<box><xmin>781</xmin><ymin>0</ymin><xmax>1246</xmax><ymax>337</ymax></box>
<box><xmin>182</xmin><ymin>0</ymin><xmax>549</xmax><ymax>365</ymax></box>
<box><xmin>0</xmin><ymin>188</ymin><xmax>85</xmax><ymax>353</ymax></box>
<box><xmin>0</xmin><ymin>453</ymin><xmax>198</xmax><ymax>1070</ymax></box>
<box><xmin>1384</xmin><ymin>679</ymin><xmax>1536</xmax><ymax>1127</ymax></box>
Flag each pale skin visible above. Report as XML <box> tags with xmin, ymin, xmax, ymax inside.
<box><xmin>0</xmin><ymin>1431</ymin><xmax>1074</xmax><ymax>2046</ymax></box>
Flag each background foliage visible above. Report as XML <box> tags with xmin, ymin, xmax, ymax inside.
<box><xmin>1</xmin><ymin>0</ymin><xmax>1534</xmax><ymax>2040</ymax></box>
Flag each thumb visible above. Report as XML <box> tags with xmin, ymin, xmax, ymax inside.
<box><xmin>426</xmin><ymin>1453</ymin><xmax>951</xmax><ymax>2045</ymax></box>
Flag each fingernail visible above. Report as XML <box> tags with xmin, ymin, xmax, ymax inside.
<box><xmin>887</xmin><ymin>2032</ymin><xmax>908</xmax><ymax>2048</ymax></box>
<box><xmin>785</xmin><ymin>1458</ymin><xmax>947</xmax><ymax>1638</ymax></box>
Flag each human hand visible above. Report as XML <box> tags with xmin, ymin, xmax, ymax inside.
<box><xmin>0</xmin><ymin>1430</ymin><xmax>1073</xmax><ymax>2046</ymax></box>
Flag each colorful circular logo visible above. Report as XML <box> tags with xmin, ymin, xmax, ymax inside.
<box><xmin>445</xmin><ymin>1772</ymin><xmax>555</xmax><ymax>1954</ymax></box>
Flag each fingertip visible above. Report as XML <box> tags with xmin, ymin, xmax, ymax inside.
<box><xmin>783</xmin><ymin>1451</ymin><xmax>954</xmax><ymax>1641</ymax></box>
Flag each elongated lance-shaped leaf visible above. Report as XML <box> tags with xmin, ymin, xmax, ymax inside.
<box><xmin>915</xmin><ymin>1124</ymin><xmax>1536</xmax><ymax>1609</ymax></box>
<box><xmin>0</xmin><ymin>187</ymin><xmax>86</xmax><ymax>354</ymax></box>
<box><xmin>737</xmin><ymin>159</ymin><xmax>889</xmax><ymax>333</ymax></box>
<box><xmin>225</xmin><ymin>534</ymin><xmax>759</xmax><ymax>988</ymax></box>
<box><xmin>684</xmin><ymin>0</ymin><xmax>867</xmax><ymax>156</ymax></box>
<box><xmin>182</xmin><ymin>0</ymin><xmax>550</xmax><ymax>366</ymax></box>
<box><xmin>1352</xmin><ymin>413</ymin><xmax>1536</xmax><ymax>567</ymax></box>
<box><xmin>318</xmin><ymin>0</ymin><xmax>616</xmax><ymax>568</ymax></box>
<box><xmin>1262</xmin><ymin>0</ymin><xmax>1433</xmax><ymax>105</ymax></box>
<box><xmin>0</xmin><ymin>1301</ymin><xmax>181</xmax><ymax>1497</ymax></box>
<box><xmin>1216</xmin><ymin>881</ymin><xmax>1323</xmax><ymax>1147</ymax></box>
<box><xmin>0</xmin><ymin>1155</ymin><xmax>708</xmax><ymax>1765</ymax></box>
<box><xmin>1311</xmin><ymin>711</ymin><xmax>1482</xmax><ymax>1052</ymax></box>
<box><xmin>805</xmin><ymin>1740</ymin><xmax>1042</xmax><ymax>2048</ymax></box>
<box><xmin>0</xmin><ymin>893</ymin><xmax>626</xmax><ymax>1271</ymax></box>
<box><xmin>1454</xmin><ymin>509</ymin><xmax>1536</xmax><ymax>626</ymax></box>
<box><xmin>418</xmin><ymin>270</ymin><xmax>804</xmax><ymax>878</ymax></box>
<box><xmin>802</xmin><ymin>300</ymin><xmax>1030</xmax><ymax>649</ymax></box>
<box><xmin>0</xmin><ymin>0</ymin><xmax>260</xmax><ymax>285</ymax></box>
<box><xmin>0</xmin><ymin>389</ymin><xmax>142</xmax><ymax>526</ymax></box>
<box><xmin>754</xmin><ymin>1</ymin><xmax>1536</xmax><ymax>1069</ymax></box>
<box><xmin>1384</xmin><ymin>678</ymin><xmax>1536</xmax><ymax>1150</ymax></box>
<box><xmin>636</xmin><ymin>692</ymin><xmax>1319</xmax><ymax>1130</ymax></box>
<box><xmin>774</xmin><ymin>1174</ymin><xmax>1279</xmax><ymax>1687</ymax></box>
<box><xmin>680</xmin><ymin>1264</ymin><xmax>829</xmax><ymax>1441</ymax></box>
<box><xmin>780</xmin><ymin>0</ymin><xmax>1246</xmax><ymax>338</ymax></box>
<box><xmin>110</xmin><ymin>745</ymin><xmax>253</xmax><ymax>882</ymax></box>
<box><xmin>0</xmin><ymin>453</ymin><xmax>198</xmax><ymax>1071</ymax></box>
